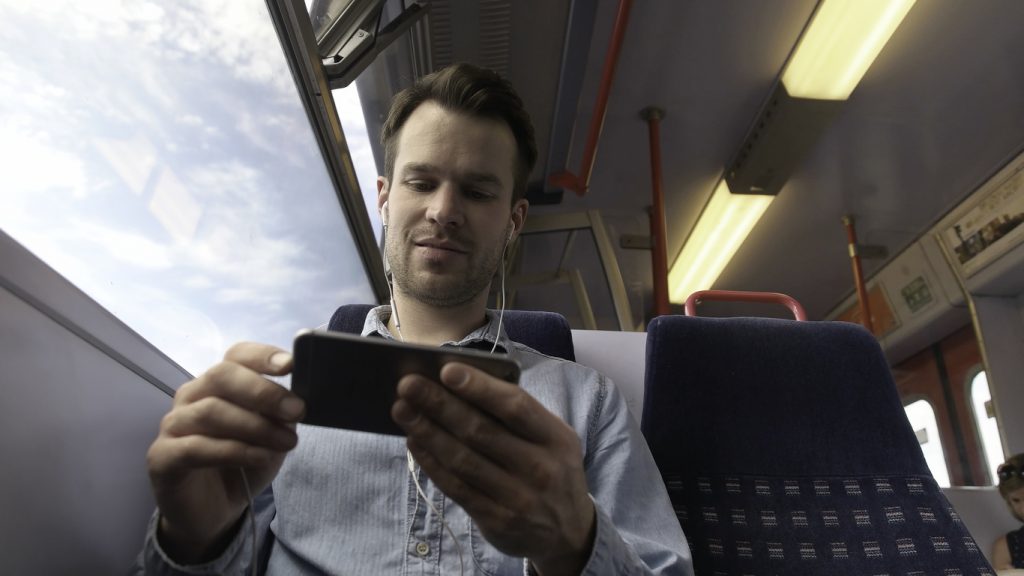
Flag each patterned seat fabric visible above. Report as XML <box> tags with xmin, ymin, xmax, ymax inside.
<box><xmin>642</xmin><ymin>316</ymin><xmax>994</xmax><ymax>576</ymax></box>
<box><xmin>665</xmin><ymin>473</ymin><xmax>991</xmax><ymax>575</ymax></box>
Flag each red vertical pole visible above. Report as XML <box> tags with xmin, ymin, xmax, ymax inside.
<box><xmin>642</xmin><ymin>106</ymin><xmax>671</xmax><ymax>316</ymax></box>
<box><xmin>548</xmin><ymin>0</ymin><xmax>635</xmax><ymax>196</ymax></box>
<box><xmin>842</xmin><ymin>215</ymin><xmax>875</xmax><ymax>334</ymax></box>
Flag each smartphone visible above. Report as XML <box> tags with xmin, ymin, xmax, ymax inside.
<box><xmin>291</xmin><ymin>330</ymin><xmax>521</xmax><ymax>435</ymax></box>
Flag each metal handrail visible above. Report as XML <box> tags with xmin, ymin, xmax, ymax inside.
<box><xmin>684</xmin><ymin>290</ymin><xmax>808</xmax><ymax>321</ymax></box>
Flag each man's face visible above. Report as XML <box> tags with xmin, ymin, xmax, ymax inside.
<box><xmin>1009</xmin><ymin>486</ymin><xmax>1024</xmax><ymax>520</ymax></box>
<box><xmin>378</xmin><ymin>101</ymin><xmax>528</xmax><ymax>308</ymax></box>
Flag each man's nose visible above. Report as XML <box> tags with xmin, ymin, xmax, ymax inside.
<box><xmin>425</xmin><ymin>183</ymin><xmax>464</xmax><ymax>227</ymax></box>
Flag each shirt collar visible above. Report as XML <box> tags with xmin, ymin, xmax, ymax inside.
<box><xmin>361</xmin><ymin>305</ymin><xmax>512</xmax><ymax>355</ymax></box>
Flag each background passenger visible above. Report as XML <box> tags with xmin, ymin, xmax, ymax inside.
<box><xmin>993</xmin><ymin>454</ymin><xmax>1024</xmax><ymax>571</ymax></box>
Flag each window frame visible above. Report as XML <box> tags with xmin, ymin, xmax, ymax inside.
<box><xmin>265</xmin><ymin>0</ymin><xmax>389</xmax><ymax>305</ymax></box>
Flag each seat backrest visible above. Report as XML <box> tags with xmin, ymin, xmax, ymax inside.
<box><xmin>571</xmin><ymin>329</ymin><xmax>647</xmax><ymax>422</ymax></box>
<box><xmin>642</xmin><ymin>315</ymin><xmax>994</xmax><ymax>575</ymax></box>
<box><xmin>328</xmin><ymin>304</ymin><xmax>575</xmax><ymax>361</ymax></box>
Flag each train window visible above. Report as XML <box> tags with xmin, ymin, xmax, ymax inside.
<box><xmin>333</xmin><ymin>83</ymin><xmax>384</xmax><ymax>242</ymax></box>
<box><xmin>969</xmin><ymin>370</ymin><xmax>1005</xmax><ymax>484</ymax></box>
<box><xmin>904</xmin><ymin>399</ymin><xmax>952</xmax><ymax>487</ymax></box>
<box><xmin>0</xmin><ymin>1</ymin><xmax>376</xmax><ymax>376</ymax></box>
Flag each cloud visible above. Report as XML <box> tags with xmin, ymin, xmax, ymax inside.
<box><xmin>181</xmin><ymin>2</ymin><xmax>294</xmax><ymax>96</ymax></box>
<box><xmin>0</xmin><ymin>125</ymin><xmax>90</xmax><ymax>203</ymax></box>
<box><xmin>177</xmin><ymin>114</ymin><xmax>204</xmax><ymax>127</ymax></box>
<box><xmin>70</xmin><ymin>219</ymin><xmax>174</xmax><ymax>271</ymax></box>
<box><xmin>0</xmin><ymin>51</ymin><xmax>71</xmax><ymax>121</ymax></box>
<box><xmin>180</xmin><ymin>160</ymin><xmax>326</xmax><ymax>305</ymax></box>
<box><xmin>235</xmin><ymin>109</ymin><xmax>309</xmax><ymax>166</ymax></box>
<box><xmin>1</xmin><ymin>0</ymin><xmax>293</xmax><ymax>97</ymax></box>
<box><xmin>0</xmin><ymin>0</ymin><xmax>133</xmax><ymax>41</ymax></box>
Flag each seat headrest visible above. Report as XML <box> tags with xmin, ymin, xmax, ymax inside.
<box><xmin>641</xmin><ymin>315</ymin><xmax>928</xmax><ymax>478</ymax></box>
<box><xmin>328</xmin><ymin>305</ymin><xmax>575</xmax><ymax>362</ymax></box>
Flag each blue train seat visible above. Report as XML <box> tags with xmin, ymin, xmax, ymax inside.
<box><xmin>641</xmin><ymin>315</ymin><xmax>994</xmax><ymax>575</ymax></box>
<box><xmin>328</xmin><ymin>304</ymin><xmax>576</xmax><ymax>361</ymax></box>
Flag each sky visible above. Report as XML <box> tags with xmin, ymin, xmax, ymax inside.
<box><xmin>0</xmin><ymin>0</ymin><xmax>381</xmax><ymax>376</ymax></box>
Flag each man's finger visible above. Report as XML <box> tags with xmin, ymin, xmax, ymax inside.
<box><xmin>395</xmin><ymin>375</ymin><xmax>535</xmax><ymax>468</ymax></box>
<box><xmin>394</xmin><ymin>395</ymin><xmax>524</xmax><ymax>494</ymax></box>
<box><xmin>405</xmin><ymin>435</ymin><xmax>511</xmax><ymax>522</ymax></box>
<box><xmin>175</xmin><ymin>363</ymin><xmax>305</xmax><ymax>423</ymax></box>
<box><xmin>438</xmin><ymin>363</ymin><xmax>559</xmax><ymax>444</ymax></box>
<box><xmin>162</xmin><ymin>396</ymin><xmax>299</xmax><ymax>452</ymax></box>
<box><xmin>223</xmin><ymin>341</ymin><xmax>293</xmax><ymax>376</ymax></box>
<box><xmin>147</xmin><ymin>435</ymin><xmax>282</xmax><ymax>476</ymax></box>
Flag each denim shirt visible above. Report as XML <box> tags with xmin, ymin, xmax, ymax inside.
<box><xmin>139</xmin><ymin>307</ymin><xmax>693</xmax><ymax>575</ymax></box>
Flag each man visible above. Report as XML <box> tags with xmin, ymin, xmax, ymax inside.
<box><xmin>138</xmin><ymin>63</ymin><xmax>692</xmax><ymax>575</ymax></box>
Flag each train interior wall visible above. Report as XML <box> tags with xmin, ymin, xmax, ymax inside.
<box><xmin>2</xmin><ymin>232</ymin><xmax>175</xmax><ymax>574</ymax></box>
<box><xmin>1</xmin><ymin>285</ymin><xmax>169</xmax><ymax>574</ymax></box>
<box><xmin>892</xmin><ymin>324</ymin><xmax>988</xmax><ymax>486</ymax></box>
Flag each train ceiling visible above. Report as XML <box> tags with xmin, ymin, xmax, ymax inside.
<box><xmin>355</xmin><ymin>0</ymin><xmax>1024</xmax><ymax>327</ymax></box>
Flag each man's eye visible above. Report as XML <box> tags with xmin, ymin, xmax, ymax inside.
<box><xmin>406</xmin><ymin>180</ymin><xmax>434</xmax><ymax>192</ymax></box>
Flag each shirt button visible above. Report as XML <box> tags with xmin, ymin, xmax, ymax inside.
<box><xmin>415</xmin><ymin>542</ymin><xmax>430</xmax><ymax>557</ymax></box>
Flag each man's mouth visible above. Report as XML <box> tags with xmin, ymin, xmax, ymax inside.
<box><xmin>414</xmin><ymin>239</ymin><xmax>468</xmax><ymax>254</ymax></box>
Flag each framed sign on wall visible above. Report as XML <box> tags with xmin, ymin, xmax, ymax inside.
<box><xmin>937</xmin><ymin>153</ymin><xmax>1024</xmax><ymax>278</ymax></box>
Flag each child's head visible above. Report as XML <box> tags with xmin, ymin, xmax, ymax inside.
<box><xmin>998</xmin><ymin>453</ymin><xmax>1024</xmax><ymax>522</ymax></box>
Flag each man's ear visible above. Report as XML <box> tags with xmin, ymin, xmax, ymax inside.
<box><xmin>376</xmin><ymin>176</ymin><xmax>389</xmax><ymax>212</ymax></box>
<box><xmin>509</xmin><ymin>199</ymin><xmax>529</xmax><ymax>243</ymax></box>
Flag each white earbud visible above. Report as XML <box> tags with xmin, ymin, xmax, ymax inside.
<box><xmin>507</xmin><ymin>221</ymin><xmax>515</xmax><ymax>244</ymax></box>
<box><xmin>381</xmin><ymin>201</ymin><xmax>391</xmax><ymax>274</ymax></box>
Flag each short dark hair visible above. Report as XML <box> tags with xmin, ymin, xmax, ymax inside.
<box><xmin>381</xmin><ymin>63</ymin><xmax>537</xmax><ymax>202</ymax></box>
<box><xmin>998</xmin><ymin>453</ymin><xmax>1024</xmax><ymax>521</ymax></box>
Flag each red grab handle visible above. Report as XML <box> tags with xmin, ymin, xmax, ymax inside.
<box><xmin>684</xmin><ymin>290</ymin><xmax>808</xmax><ymax>321</ymax></box>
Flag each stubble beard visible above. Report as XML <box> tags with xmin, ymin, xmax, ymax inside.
<box><xmin>387</xmin><ymin>230</ymin><xmax>505</xmax><ymax>308</ymax></box>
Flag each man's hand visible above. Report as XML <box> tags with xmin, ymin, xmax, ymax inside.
<box><xmin>146</xmin><ymin>343</ymin><xmax>305</xmax><ymax>564</ymax></box>
<box><xmin>392</xmin><ymin>362</ymin><xmax>596</xmax><ymax>575</ymax></box>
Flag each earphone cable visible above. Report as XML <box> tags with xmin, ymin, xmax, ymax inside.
<box><xmin>240</xmin><ymin>467</ymin><xmax>258</xmax><ymax>576</ymax></box>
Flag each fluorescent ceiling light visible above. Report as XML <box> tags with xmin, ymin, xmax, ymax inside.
<box><xmin>666</xmin><ymin>0</ymin><xmax>914</xmax><ymax>304</ymax></box>
<box><xmin>782</xmin><ymin>0</ymin><xmax>916</xmax><ymax>100</ymax></box>
<box><xmin>668</xmin><ymin>181</ymin><xmax>774</xmax><ymax>303</ymax></box>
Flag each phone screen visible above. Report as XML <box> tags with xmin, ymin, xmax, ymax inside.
<box><xmin>292</xmin><ymin>330</ymin><xmax>521</xmax><ymax>435</ymax></box>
